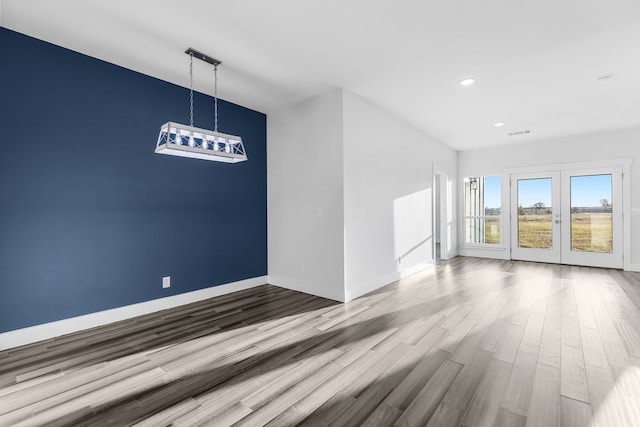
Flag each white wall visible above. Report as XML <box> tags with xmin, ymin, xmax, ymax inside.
<box><xmin>267</xmin><ymin>89</ymin><xmax>346</xmax><ymax>301</ymax></box>
<box><xmin>343</xmin><ymin>90</ymin><xmax>457</xmax><ymax>299</ymax></box>
<box><xmin>458</xmin><ymin>126</ymin><xmax>640</xmax><ymax>269</ymax></box>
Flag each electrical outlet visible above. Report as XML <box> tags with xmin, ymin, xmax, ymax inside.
<box><xmin>162</xmin><ymin>276</ymin><xmax>171</xmax><ymax>288</ymax></box>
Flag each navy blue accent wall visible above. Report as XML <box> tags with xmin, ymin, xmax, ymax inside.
<box><xmin>0</xmin><ymin>28</ymin><xmax>267</xmax><ymax>333</ymax></box>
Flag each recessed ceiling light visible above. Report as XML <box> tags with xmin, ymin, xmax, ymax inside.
<box><xmin>494</xmin><ymin>122</ymin><xmax>505</xmax><ymax>127</ymax></box>
<box><xmin>459</xmin><ymin>78</ymin><xmax>476</xmax><ymax>86</ymax></box>
<box><xmin>595</xmin><ymin>74</ymin><xmax>614</xmax><ymax>82</ymax></box>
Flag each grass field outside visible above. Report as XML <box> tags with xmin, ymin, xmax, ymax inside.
<box><xmin>517</xmin><ymin>213</ymin><xmax>612</xmax><ymax>253</ymax></box>
<box><xmin>484</xmin><ymin>218</ymin><xmax>500</xmax><ymax>244</ymax></box>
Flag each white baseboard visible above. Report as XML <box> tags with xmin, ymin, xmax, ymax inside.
<box><xmin>267</xmin><ymin>275</ymin><xmax>344</xmax><ymax>302</ymax></box>
<box><xmin>458</xmin><ymin>246</ymin><xmax>510</xmax><ymax>260</ymax></box>
<box><xmin>626</xmin><ymin>263</ymin><xmax>640</xmax><ymax>272</ymax></box>
<box><xmin>444</xmin><ymin>248</ymin><xmax>459</xmax><ymax>260</ymax></box>
<box><xmin>0</xmin><ymin>276</ymin><xmax>267</xmax><ymax>351</ymax></box>
<box><xmin>345</xmin><ymin>261</ymin><xmax>434</xmax><ymax>301</ymax></box>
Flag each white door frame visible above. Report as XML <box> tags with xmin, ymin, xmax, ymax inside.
<box><xmin>506</xmin><ymin>158</ymin><xmax>631</xmax><ymax>269</ymax></box>
<box><xmin>433</xmin><ymin>164</ymin><xmax>454</xmax><ymax>261</ymax></box>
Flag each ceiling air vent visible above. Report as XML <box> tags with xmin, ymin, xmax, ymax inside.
<box><xmin>508</xmin><ymin>130</ymin><xmax>531</xmax><ymax>136</ymax></box>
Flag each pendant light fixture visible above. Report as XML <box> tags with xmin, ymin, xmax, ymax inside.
<box><xmin>155</xmin><ymin>48</ymin><xmax>247</xmax><ymax>163</ymax></box>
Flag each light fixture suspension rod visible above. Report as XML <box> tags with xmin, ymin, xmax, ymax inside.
<box><xmin>184</xmin><ymin>48</ymin><xmax>223</xmax><ymax>131</ymax></box>
<box><xmin>189</xmin><ymin>52</ymin><xmax>194</xmax><ymax>127</ymax></box>
<box><xmin>214</xmin><ymin>64</ymin><xmax>218</xmax><ymax>132</ymax></box>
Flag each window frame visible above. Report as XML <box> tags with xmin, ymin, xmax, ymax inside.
<box><xmin>464</xmin><ymin>176</ymin><xmax>502</xmax><ymax>246</ymax></box>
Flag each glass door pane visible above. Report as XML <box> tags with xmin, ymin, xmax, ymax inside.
<box><xmin>517</xmin><ymin>178</ymin><xmax>553</xmax><ymax>249</ymax></box>
<box><xmin>511</xmin><ymin>172</ymin><xmax>561</xmax><ymax>264</ymax></box>
<box><xmin>570</xmin><ymin>174</ymin><xmax>613</xmax><ymax>253</ymax></box>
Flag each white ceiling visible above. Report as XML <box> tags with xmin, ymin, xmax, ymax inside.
<box><xmin>3</xmin><ymin>0</ymin><xmax>640</xmax><ymax>151</ymax></box>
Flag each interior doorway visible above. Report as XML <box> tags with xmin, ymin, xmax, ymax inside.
<box><xmin>433</xmin><ymin>168</ymin><xmax>450</xmax><ymax>263</ymax></box>
<box><xmin>435</xmin><ymin>173</ymin><xmax>442</xmax><ymax>262</ymax></box>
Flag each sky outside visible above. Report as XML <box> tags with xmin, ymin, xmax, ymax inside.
<box><xmin>518</xmin><ymin>174</ymin><xmax>611</xmax><ymax>208</ymax></box>
<box><xmin>481</xmin><ymin>174</ymin><xmax>612</xmax><ymax>209</ymax></box>
<box><xmin>518</xmin><ymin>178</ymin><xmax>552</xmax><ymax>207</ymax></box>
<box><xmin>571</xmin><ymin>174</ymin><xmax>612</xmax><ymax>207</ymax></box>
<box><xmin>484</xmin><ymin>176</ymin><xmax>501</xmax><ymax>209</ymax></box>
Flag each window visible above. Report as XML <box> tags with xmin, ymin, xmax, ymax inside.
<box><xmin>464</xmin><ymin>176</ymin><xmax>501</xmax><ymax>245</ymax></box>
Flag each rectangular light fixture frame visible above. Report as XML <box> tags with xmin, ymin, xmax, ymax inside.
<box><xmin>155</xmin><ymin>122</ymin><xmax>248</xmax><ymax>163</ymax></box>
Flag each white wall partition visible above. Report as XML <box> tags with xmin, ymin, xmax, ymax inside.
<box><xmin>267</xmin><ymin>90</ymin><xmax>346</xmax><ymax>301</ymax></box>
<box><xmin>269</xmin><ymin>89</ymin><xmax>458</xmax><ymax>302</ymax></box>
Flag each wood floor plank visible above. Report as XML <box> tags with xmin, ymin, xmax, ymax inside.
<box><xmin>494</xmin><ymin>323</ymin><xmax>526</xmax><ymax>363</ymax></box>
<box><xmin>560</xmin><ymin>396</ymin><xmax>593</xmax><ymax>427</ymax></box>
<box><xmin>561</xmin><ymin>344</ymin><xmax>590</xmax><ymax>403</ymax></box>
<box><xmin>440</xmin><ymin>304</ymin><xmax>474</xmax><ymax>329</ymax></box>
<box><xmin>297</xmin><ymin>393</ymin><xmax>355</xmax><ymax>426</ymax></box>
<box><xmin>519</xmin><ymin>318</ymin><xmax>544</xmax><ymax>356</ymax></box>
<box><xmin>479</xmin><ymin>317</ymin><xmax>511</xmax><ymax>354</ymax></box>
<box><xmin>334</xmin><ymin>328</ymin><xmax>398</xmax><ymax>367</ymax></box>
<box><xmin>384</xmin><ymin>348</ymin><xmax>450</xmax><ymax>410</ymax></box>
<box><xmin>526</xmin><ymin>363</ymin><xmax>561</xmax><ymax>427</ymax></box>
<box><xmin>585</xmin><ymin>364</ymin><xmax>629</xmax><ymax>427</ymax></box>
<box><xmin>361</xmin><ymin>403</ymin><xmax>403</xmax><ymax>426</ymax></box>
<box><xmin>371</xmin><ymin>319</ymin><xmax>432</xmax><ymax>353</ymax></box>
<box><xmin>500</xmin><ymin>350</ymin><xmax>538</xmax><ymax>416</ymax></box>
<box><xmin>493</xmin><ymin>408</ymin><xmax>526</xmax><ymax>427</ymax></box>
<box><xmin>128</xmin><ymin>397</ymin><xmax>201</xmax><ymax>427</ymax></box>
<box><xmin>577</xmin><ymin>303</ymin><xmax>598</xmax><ymax>330</ymax></box>
<box><xmin>393</xmin><ymin>359</ymin><xmax>463</xmax><ymax>427</ymax></box>
<box><xmin>292</xmin><ymin>350</ymin><xmax>380</xmax><ymax>416</ymax></box>
<box><xmin>562</xmin><ymin>314</ymin><xmax>582</xmax><ymax>348</ymax></box>
<box><xmin>615</xmin><ymin>318</ymin><xmax>640</xmax><ymax>358</ymax></box>
<box><xmin>241</xmin><ymin>348</ymin><xmax>342</xmax><ymax>410</ymax></box>
<box><xmin>341</xmin><ymin>343</ymin><xmax>413</xmax><ymax>398</ymax></box>
<box><xmin>234</xmin><ymin>360</ymin><xmax>344</xmax><ymax>427</ymax></box>
<box><xmin>461</xmin><ymin>358</ymin><xmax>512</xmax><ymax>427</ymax></box>
<box><xmin>544</xmin><ymin>300</ymin><xmax>563</xmax><ymax>330</ymax></box>
<box><xmin>436</xmin><ymin>317</ymin><xmax>477</xmax><ymax>354</ymax></box>
<box><xmin>328</xmin><ymin>368</ymin><xmax>411</xmax><ymax>426</ymax></box>
<box><xmin>393</xmin><ymin>324</ymin><xmax>448</xmax><ymax>371</ymax></box>
<box><xmin>609</xmin><ymin>364</ymin><xmax>640</xmax><ymax>424</ymax></box>
<box><xmin>538</xmin><ymin>324</ymin><xmax>562</xmax><ymax>368</ymax></box>
<box><xmin>449</xmin><ymin>322</ymin><xmax>489</xmax><ymax>365</ymax></box>
<box><xmin>263</xmin><ymin>406</ymin><xmax>307</xmax><ymax>427</ymax></box>
<box><xmin>426</xmin><ymin>349</ymin><xmax>493</xmax><ymax>426</ymax></box>
<box><xmin>580</xmin><ymin>327</ymin><xmax>609</xmax><ymax>369</ymax></box>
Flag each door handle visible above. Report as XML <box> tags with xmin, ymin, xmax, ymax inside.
<box><xmin>555</xmin><ymin>219</ymin><xmax>561</xmax><ymax>224</ymax></box>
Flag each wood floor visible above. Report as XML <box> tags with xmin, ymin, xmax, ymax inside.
<box><xmin>1</xmin><ymin>257</ymin><xmax>640</xmax><ymax>426</ymax></box>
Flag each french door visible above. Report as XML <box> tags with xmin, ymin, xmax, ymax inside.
<box><xmin>510</xmin><ymin>167</ymin><xmax>622</xmax><ymax>268</ymax></box>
